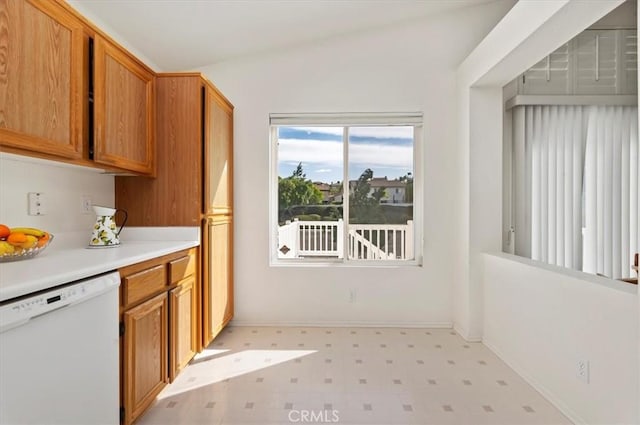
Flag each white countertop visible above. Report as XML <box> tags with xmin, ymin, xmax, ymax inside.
<box><xmin>0</xmin><ymin>227</ymin><xmax>200</xmax><ymax>302</ymax></box>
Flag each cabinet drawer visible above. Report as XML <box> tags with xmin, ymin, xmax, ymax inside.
<box><xmin>123</xmin><ymin>265</ymin><xmax>167</xmax><ymax>307</ymax></box>
<box><xmin>169</xmin><ymin>254</ymin><xmax>196</xmax><ymax>284</ymax></box>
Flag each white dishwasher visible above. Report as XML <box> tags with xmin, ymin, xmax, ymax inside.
<box><xmin>0</xmin><ymin>271</ymin><xmax>120</xmax><ymax>425</ymax></box>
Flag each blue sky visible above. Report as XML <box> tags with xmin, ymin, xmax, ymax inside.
<box><xmin>277</xmin><ymin>126</ymin><xmax>413</xmax><ymax>183</ymax></box>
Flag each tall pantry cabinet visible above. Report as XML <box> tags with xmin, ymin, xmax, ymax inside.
<box><xmin>202</xmin><ymin>85</ymin><xmax>234</xmax><ymax>345</ymax></box>
<box><xmin>115</xmin><ymin>73</ymin><xmax>233</xmax><ymax>348</ymax></box>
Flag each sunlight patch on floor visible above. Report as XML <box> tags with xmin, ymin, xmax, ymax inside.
<box><xmin>158</xmin><ymin>349</ymin><xmax>317</xmax><ymax>399</ymax></box>
<box><xmin>192</xmin><ymin>348</ymin><xmax>229</xmax><ymax>362</ymax></box>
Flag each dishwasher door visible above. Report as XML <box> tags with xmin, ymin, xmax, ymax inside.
<box><xmin>0</xmin><ymin>271</ymin><xmax>120</xmax><ymax>425</ymax></box>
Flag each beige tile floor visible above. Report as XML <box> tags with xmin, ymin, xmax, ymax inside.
<box><xmin>137</xmin><ymin>326</ymin><xmax>571</xmax><ymax>425</ymax></box>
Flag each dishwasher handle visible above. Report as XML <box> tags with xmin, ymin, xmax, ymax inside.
<box><xmin>1</xmin><ymin>302</ymin><xmax>71</xmax><ymax>333</ymax></box>
<box><xmin>0</xmin><ymin>271</ymin><xmax>120</xmax><ymax>334</ymax></box>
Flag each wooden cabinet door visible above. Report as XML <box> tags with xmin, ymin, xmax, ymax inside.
<box><xmin>94</xmin><ymin>35</ymin><xmax>154</xmax><ymax>174</ymax></box>
<box><xmin>204</xmin><ymin>86</ymin><xmax>233</xmax><ymax>215</ymax></box>
<box><xmin>123</xmin><ymin>292</ymin><xmax>167</xmax><ymax>425</ymax></box>
<box><xmin>116</xmin><ymin>75</ymin><xmax>203</xmax><ymax>225</ymax></box>
<box><xmin>169</xmin><ymin>275</ymin><xmax>197</xmax><ymax>382</ymax></box>
<box><xmin>0</xmin><ymin>0</ymin><xmax>83</xmax><ymax>158</ymax></box>
<box><xmin>203</xmin><ymin>215</ymin><xmax>233</xmax><ymax>346</ymax></box>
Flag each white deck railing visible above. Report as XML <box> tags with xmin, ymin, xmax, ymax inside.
<box><xmin>278</xmin><ymin>219</ymin><xmax>344</xmax><ymax>258</ymax></box>
<box><xmin>278</xmin><ymin>219</ymin><xmax>413</xmax><ymax>260</ymax></box>
<box><xmin>348</xmin><ymin>222</ymin><xmax>413</xmax><ymax>260</ymax></box>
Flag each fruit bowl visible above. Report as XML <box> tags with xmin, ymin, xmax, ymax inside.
<box><xmin>0</xmin><ymin>230</ymin><xmax>54</xmax><ymax>263</ymax></box>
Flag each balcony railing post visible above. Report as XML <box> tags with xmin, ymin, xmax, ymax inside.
<box><xmin>293</xmin><ymin>218</ymin><xmax>300</xmax><ymax>258</ymax></box>
<box><xmin>337</xmin><ymin>219</ymin><xmax>344</xmax><ymax>258</ymax></box>
<box><xmin>406</xmin><ymin>220</ymin><xmax>414</xmax><ymax>260</ymax></box>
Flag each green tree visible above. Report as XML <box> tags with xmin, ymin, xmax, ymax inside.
<box><xmin>349</xmin><ymin>168</ymin><xmax>385</xmax><ymax>224</ymax></box>
<box><xmin>278</xmin><ymin>163</ymin><xmax>322</xmax><ymax>220</ymax></box>
<box><xmin>399</xmin><ymin>172</ymin><xmax>413</xmax><ymax>203</ymax></box>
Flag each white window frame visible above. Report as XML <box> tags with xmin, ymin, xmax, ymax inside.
<box><xmin>269</xmin><ymin>112</ymin><xmax>424</xmax><ymax>267</ymax></box>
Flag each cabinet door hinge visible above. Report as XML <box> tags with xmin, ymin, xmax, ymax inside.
<box><xmin>522</xmin><ymin>74</ymin><xmax>526</xmax><ymax>84</ymax></box>
<box><xmin>119</xmin><ymin>321</ymin><xmax>125</xmax><ymax>337</ymax></box>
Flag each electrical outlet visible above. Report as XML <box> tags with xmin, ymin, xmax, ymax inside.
<box><xmin>81</xmin><ymin>195</ymin><xmax>92</xmax><ymax>214</ymax></box>
<box><xmin>577</xmin><ymin>359</ymin><xmax>589</xmax><ymax>383</ymax></box>
<box><xmin>27</xmin><ymin>192</ymin><xmax>46</xmax><ymax>216</ymax></box>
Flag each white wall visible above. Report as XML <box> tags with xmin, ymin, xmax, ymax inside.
<box><xmin>483</xmin><ymin>253</ymin><xmax>638</xmax><ymax>425</ymax></box>
<box><xmin>66</xmin><ymin>0</ymin><xmax>161</xmax><ymax>71</ymax></box>
<box><xmin>468</xmin><ymin>86</ymin><xmax>504</xmax><ymax>338</ymax></box>
<box><xmin>455</xmin><ymin>0</ymin><xmax>638</xmax><ymax>421</ymax></box>
<box><xmin>199</xmin><ymin>1</ymin><xmax>514</xmax><ymax>326</ymax></box>
<box><xmin>454</xmin><ymin>0</ymin><xmax>626</xmax><ymax>340</ymax></box>
<box><xmin>0</xmin><ymin>154</ymin><xmax>114</xmax><ymax>235</ymax></box>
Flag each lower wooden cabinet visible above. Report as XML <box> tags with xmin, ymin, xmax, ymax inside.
<box><xmin>122</xmin><ymin>292</ymin><xmax>168</xmax><ymax>425</ymax></box>
<box><xmin>204</xmin><ymin>215</ymin><xmax>233</xmax><ymax>346</ymax></box>
<box><xmin>119</xmin><ymin>248</ymin><xmax>198</xmax><ymax>425</ymax></box>
<box><xmin>169</xmin><ymin>275</ymin><xmax>197</xmax><ymax>382</ymax></box>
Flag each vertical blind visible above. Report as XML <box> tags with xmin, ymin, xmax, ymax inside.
<box><xmin>525</xmin><ymin>106</ymin><xmax>585</xmax><ymax>271</ymax></box>
<box><xmin>517</xmin><ymin>104</ymin><xmax>639</xmax><ymax>279</ymax></box>
<box><xmin>583</xmin><ymin>106</ymin><xmax>639</xmax><ymax>279</ymax></box>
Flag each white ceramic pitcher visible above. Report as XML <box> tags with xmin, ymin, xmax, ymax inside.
<box><xmin>89</xmin><ymin>206</ymin><xmax>128</xmax><ymax>247</ymax></box>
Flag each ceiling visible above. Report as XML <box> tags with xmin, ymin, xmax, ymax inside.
<box><xmin>68</xmin><ymin>0</ymin><xmax>498</xmax><ymax>71</ymax></box>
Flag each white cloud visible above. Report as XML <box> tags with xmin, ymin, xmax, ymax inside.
<box><xmin>293</xmin><ymin>127</ymin><xmax>343</xmax><ymax>137</ymax></box>
<box><xmin>349</xmin><ymin>143</ymin><xmax>412</xmax><ymax>168</ymax></box>
<box><xmin>350</xmin><ymin>126</ymin><xmax>413</xmax><ymax>139</ymax></box>
<box><xmin>279</xmin><ymin>139</ymin><xmax>343</xmax><ymax>167</ymax></box>
<box><xmin>292</xmin><ymin>126</ymin><xmax>413</xmax><ymax>140</ymax></box>
<box><xmin>278</xmin><ymin>138</ymin><xmax>412</xmax><ymax>169</ymax></box>
<box><xmin>315</xmin><ymin>169</ymin><xmax>332</xmax><ymax>173</ymax></box>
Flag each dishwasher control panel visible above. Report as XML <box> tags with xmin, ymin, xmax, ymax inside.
<box><xmin>0</xmin><ymin>271</ymin><xmax>120</xmax><ymax>333</ymax></box>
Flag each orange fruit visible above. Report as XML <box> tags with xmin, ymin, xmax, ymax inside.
<box><xmin>7</xmin><ymin>232</ymin><xmax>27</xmax><ymax>246</ymax></box>
<box><xmin>0</xmin><ymin>224</ymin><xmax>9</xmax><ymax>239</ymax></box>
<box><xmin>36</xmin><ymin>232</ymin><xmax>51</xmax><ymax>248</ymax></box>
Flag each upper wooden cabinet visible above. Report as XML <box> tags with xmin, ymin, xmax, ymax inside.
<box><xmin>116</xmin><ymin>74</ymin><xmax>234</xmax><ymax>224</ymax></box>
<box><xmin>116</xmin><ymin>75</ymin><xmax>203</xmax><ymax>225</ymax></box>
<box><xmin>0</xmin><ymin>0</ymin><xmax>84</xmax><ymax>158</ymax></box>
<box><xmin>205</xmin><ymin>87</ymin><xmax>234</xmax><ymax>214</ymax></box>
<box><xmin>0</xmin><ymin>0</ymin><xmax>156</xmax><ymax>175</ymax></box>
<box><xmin>93</xmin><ymin>35</ymin><xmax>155</xmax><ymax>175</ymax></box>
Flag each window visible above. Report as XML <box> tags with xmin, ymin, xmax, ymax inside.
<box><xmin>270</xmin><ymin>113</ymin><xmax>422</xmax><ymax>264</ymax></box>
<box><xmin>509</xmin><ymin>104</ymin><xmax>639</xmax><ymax>280</ymax></box>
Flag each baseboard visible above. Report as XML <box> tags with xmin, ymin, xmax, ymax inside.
<box><xmin>483</xmin><ymin>339</ymin><xmax>585</xmax><ymax>425</ymax></box>
<box><xmin>453</xmin><ymin>323</ymin><xmax>483</xmax><ymax>342</ymax></box>
<box><xmin>227</xmin><ymin>320</ymin><xmax>454</xmax><ymax>329</ymax></box>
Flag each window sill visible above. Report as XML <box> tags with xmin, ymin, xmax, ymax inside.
<box><xmin>486</xmin><ymin>252</ymin><xmax>638</xmax><ymax>295</ymax></box>
<box><xmin>269</xmin><ymin>258</ymin><xmax>423</xmax><ymax>268</ymax></box>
